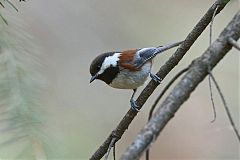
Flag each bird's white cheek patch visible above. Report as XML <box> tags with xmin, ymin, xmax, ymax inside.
<box><xmin>99</xmin><ymin>53</ymin><xmax>120</xmax><ymax>74</ymax></box>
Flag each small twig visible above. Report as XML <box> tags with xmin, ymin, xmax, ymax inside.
<box><xmin>148</xmin><ymin>68</ymin><xmax>189</xmax><ymax>121</ymax></box>
<box><xmin>104</xmin><ymin>137</ymin><xmax>116</xmax><ymax>160</ymax></box>
<box><xmin>228</xmin><ymin>37</ymin><xmax>240</xmax><ymax>51</ymax></box>
<box><xmin>208</xmin><ymin>74</ymin><xmax>217</xmax><ymax>123</ymax></box>
<box><xmin>209</xmin><ymin>5</ymin><xmax>219</xmax><ymax>45</ymax></box>
<box><xmin>208</xmin><ymin>4</ymin><xmax>219</xmax><ymax>123</ymax></box>
<box><xmin>145</xmin><ymin>67</ymin><xmax>189</xmax><ymax>160</ymax></box>
<box><xmin>208</xmin><ymin>72</ymin><xmax>240</xmax><ymax>142</ymax></box>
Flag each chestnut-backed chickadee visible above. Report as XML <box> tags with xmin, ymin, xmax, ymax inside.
<box><xmin>90</xmin><ymin>41</ymin><xmax>181</xmax><ymax>111</ymax></box>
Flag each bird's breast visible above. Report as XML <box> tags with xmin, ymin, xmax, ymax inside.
<box><xmin>109</xmin><ymin>62</ymin><xmax>152</xmax><ymax>89</ymax></box>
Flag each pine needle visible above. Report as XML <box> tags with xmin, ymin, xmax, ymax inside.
<box><xmin>4</xmin><ymin>0</ymin><xmax>18</xmax><ymax>12</ymax></box>
<box><xmin>0</xmin><ymin>13</ymin><xmax>8</xmax><ymax>25</ymax></box>
<box><xmin>0</xmin><ymin>10</ymin><xmax>49</xmax><ymax>159</ymax></box>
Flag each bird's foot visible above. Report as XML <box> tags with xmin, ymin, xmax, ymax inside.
<box><xmin>150</xmin><ymin>73</ymin><xmax>162</xmax><ymax>84</ymax></box>
<box><xmin>130</xmin><ymin>99</ymin><xmax>140</xmax><ymax>112</ymax></box>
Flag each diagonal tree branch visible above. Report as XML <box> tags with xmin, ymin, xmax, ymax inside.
<box><xmin>120</xmin><ymin>10</ymin><xmax>240</xmax><ymax>160</ymax></box>
<box><xmin>89</xmin><ymin>0</ymin><xmax>230</xmax><ymax>159</ymax></box>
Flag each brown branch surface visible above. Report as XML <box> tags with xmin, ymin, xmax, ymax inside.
<box><xmin>120</xmin><ymin>11</ymin><xmax>240</xmax><ymax>160</ymax></box>
<box><xmin>89</xmin><ymin>0</ymin><xmax>230</xmax><ymax>159</ymax></box>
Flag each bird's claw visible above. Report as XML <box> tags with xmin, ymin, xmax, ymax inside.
<box><xmin>150</xmin><ymin>73</ymin><xmax>162</xmax><ymax>84</ymax></box>
<box><xmin>130</xmin><ymin>99</ymin><xmax>140</xmax><ymax>112</ymax></box>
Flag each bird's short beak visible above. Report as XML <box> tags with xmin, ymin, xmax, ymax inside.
<box><xmin>90</xmin><ymin>74</ymin><xmax>98</xmax><ymax>83</ymax></box>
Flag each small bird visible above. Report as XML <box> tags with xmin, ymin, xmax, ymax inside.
<box><xmin>89</xmin><ymin>41</ymin><xmax>181</xmax><ymax>111</ymax></box>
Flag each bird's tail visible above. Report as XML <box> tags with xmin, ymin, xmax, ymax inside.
<box><xmin>155</xmin><ymin>41</ymin><xmax>183</xmax><ymax>55</ymax></box>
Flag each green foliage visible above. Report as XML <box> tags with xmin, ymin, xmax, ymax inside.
<box><xmin>0</xmin><ymin>7</ymin><xmax>51</xmax><ymax>159</ymax></box>
<box><xmin>0</xmin><ymin>0</ymin><xmax>25</xmax><ymax>24</ymax></box>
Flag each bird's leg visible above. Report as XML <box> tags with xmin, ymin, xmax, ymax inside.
<box><xmin>130</xmin><ymin>89</ymin><xmax>140</xmax><ymax>112</ymax></box>
<box><xmin>150</xmin><ymin>73</ymin><xmax>162</xmax><ymax>84</ymax></box>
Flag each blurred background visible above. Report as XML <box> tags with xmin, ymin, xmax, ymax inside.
<box><xmin>0</xmin><ymin>0</ymin><xmax>239</xmax><ymax>159</ymax></box>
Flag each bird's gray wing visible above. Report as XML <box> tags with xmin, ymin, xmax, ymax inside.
<box><xmin>134</xmin><ymin>47</ymin><xmax>160</xmax><ymax>68</ymax></box>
